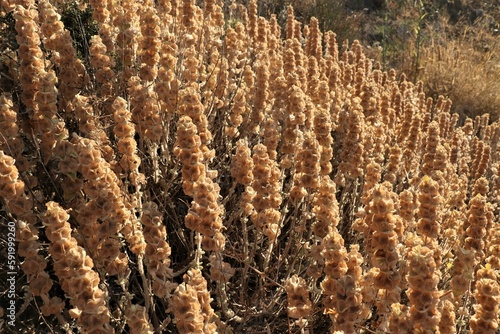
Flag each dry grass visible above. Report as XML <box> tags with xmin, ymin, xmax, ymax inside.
<box><xmin>420</xmin><ymin>18</ymin><xmax>500</xmax><ymax>121</ymax></box>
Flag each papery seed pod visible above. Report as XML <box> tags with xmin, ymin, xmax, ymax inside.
<box><xmin>450</xmin><ymin>129</ymin><xmax>465</xmax><ymax>171</ymax></box>
<box><xmin>472</xmin><ymin>177</ymin><xmax>489</xmax><ymax>198</ymax></box>
<box><xmin>368</xmin><ymin>186</ymin><xmax>401</xmax><ymax>273</ymax></box>
<box><xmin>181</xmin><ymin>0</ymin><xmax>197</xmax><ymax>32</ymax></box>
<box><xmin>231</xmin><ymin>139</ymin><xmax>254</xmax><ymax>186</ymax></box>
<box><xmin>306</xmin><ymin>56</ymin><xmax>321</xmax><ymax>113</ymax></box>
<box><xmin>209</xmin><ymin>253</ymin><xmax>235</xmax><ymax>284</ymax></box>
<box><xmin>72</xmin><ymin>95</ymin><xmax>110</xmax><ymax>153</ymax></box>
<box><xmin>306</xmin><ymin>17</ymin><xmax>321</xmax><ymax>61</ymax></box>
<box><xmin>249</xmin><ymin>60</ymin><xmax>269</xmax><ymax>134</ymax></box>
<box><xmin>485</xmin><ymin>199</ymin><xmax>500</xmax><ymax>270</ymax></box>
<box><xmin>313</xmin><ymin>87</ymin><xmax>334</xmax><ymax>175</ymax></box>
<box><xmin>285</xmin><ymin>6</ymin><xmax>294</xmax><ymax>41</ymax></box>
<box><xmin>138</xmin><ymin>6</ymin><xmax>161</xmax><ymax>82</ymax></box>
<box><xmin>450</xmin><ymin>246</ymin><xmax>477</xmax><ymax>301</ymax></box>
<box><xmin>282</xmin><ymin>84</ymin><xmax>306</xmax><ymax>159</ymax></box>
<box><xmin>31</xmin><ymin>67</ymin><xmax>68</xmax><ymax>162</ymax></box>
<box><xmin>0</xmin><ymin>151</ymin><xmax>54</xmax><ymax>313</ymax></box>
<box><xmin>231</xmin><ymin>138</ymin><xmax>256</xmax><ymax>218</ymax></box>
<box><xmin>128</xmin><ymin>76</ymin><xmax>163</xmax><ymax>143</ymax></box>
<box><xmin>43</xmin><ymin>201</ymin><xmax>114</xmax><ymax>333</ymax></box>
<box><xmin>359</xmin><ymin>183</ymin><xmax>403</xmax><ymax>322</ymax></box>
<box><xmin>312</xmin><ymin>176</ymin><xmax>339</xmax><ymax>239</ymax></box>
<box><xmin>437</xmin><ymin>111</ymin><xmax>450</xmax><ymax>140</ymax></box>
<box><xmin>88</xmin><ymin>0</ymin><xmax>112</xmax><ymax>50</ymax></box>
<box><xmin>470</xmin><ymin>264</ymin><xmax>500</xmax><ymax>334</ymax></box>
<box><xmin>178</xmin><ymin>84</ymin><xmax>214</xmax><ymax>161</ymax></box>
<box><xmin>384</xmin><ymin>145</ymin><xmax>402</xmax><ymax>184</ymax></box>
<box><xmin>324</xmin><ymin>242</ymin><xmax>369</xmax><ymax>333</ymax></box>
<box><xmin>0</xmin><ymin>94</ymin><xmax>29</xmax><ymax>172</ymax></box>
<box><xmin>226</xmin><ymin>85</ymin><xmax>249</xmax><ymax>137</ymax></box>
<box><xmin>401</xmin><ymin>113</ymin><xmax>422</xmax><ymax>176</ymax></box>
<box><xmin>174</xmin><ymin>115</ymin><xmax>205</xmax><ymax>196</ymax></box>
<box><xmin>40</xmin><ymin>297</ymin><xmax>66</xmax><ymax>317</ymax></box>
<box><xmin>284</xmin><ymin>40</ymin><xmax>296</xmax><ymax>76</ymax></box>
<box><xmin>398</xmin><ymin>189</ymin><xmax>416</xmax><ymax>228</ymax></box>
<box><xmin>421</xmin><ymin>121</ymin><xmax>440</xmax><ymax>177</ymax></box>
<box><xmin>438</xmin><ymin>300</ymin><xmax>457</xmax><ymax>334</ymax></box>
<box><xmin>156</xmin><ymin>37</ymin><xmax>179</xmax><ymax>114</ymax></box>
<box><xmin>285</xmin><ymin>275</ymin><xmax>312</xmax><ymax>319</ymax></box>
<box><xmin>112</xmin><ymin>97</ymin><xmax>144</xmax><ymax>187</ymax></box>
<box><xmin>261</xmin><ymin>117</ymin><xmax>281</xmax><ymax>160</ymax></box>
<box><xmin>251</xmin><ymin>144</ymin><xmax>282</xmax><ymax>241</ymax></box>
<box><xmin>0</xmin><ymin>94</ymin><xmax>19</xmax><ymax>145</ymax></box>
<box><xmin>126</xmin><ymin>304</ymin><xmax>154</xmax><ymax>334</ymax></box>
<box><xmin>388</xmin><ymin>303</ymin><xmax>412</xmax><ymax>333</ymax></box>
<box><xmin>174</xmin><ymin>115</ymin><xmax>226</xmax><ymax>252</ymax></box>
<box><xmin>75</xmin><ymin>136</ymin><xmax>144</xmax><ymax>275</ymax></box>
<box><xmin>417</xmin><ymin>176</ymin><xmax>442</xmax><ymax>241</ymax></box>
<box><xmin>39</xmin><ymin>0</ymin><xmax>87</xmax><ymax>106</ymax></box>
<box><xmin>1</xmin><ymin>189</ymin><xmax>30</xmax><ymax>221</ymax></box>
<box><xmin>14</xmin><ymin>4</ymin><xmax>42</xmax><ymax>112</ymax></box>
<box><xmin>184</xmin><ymin>268</ymin><xmax>217</xmax><ymax>333</ymax></box>
<box><xmin>474</xmin><ymin>142</ymin><xmax>491</xmax><ymax>181</ymax></box>
<box><xmin>113</xmin><ymin>0</ymin><xmax>140</xmax><ymax>81</ymax></box>
<box><xmin>254</xmin><ymin>16</ymin><xmax>268</xmax><ymax>55</ymax></box>
<box><xmin>247</xmin><ymin>0</ymin><xmax>257</xmax><ymax>42</ymax></box>
<box><xmin>172</xmin><ymin>283</ymin><xmax>204</xmax><ymax>333</ymax></box>
<box><xmin>268</xmin><ymin>13</ymin><xmax>281</xmax><ymax>52</ymax></box>
<box><xmin>324</xmin><ymin>30</ymin><xmax>338</xmax><ymax>62</ymax></box>
<box><xmin>338</xmin><ymin>98</ymin><xmax>365</xmax><ymax>179</ymax></box>
<box><xmin>290</xmin><ymin>132</ymin><xmax>320</xmax><ymax>203</ymax></box>
<box><xmin>321</xmin><ymin>228</ymin><xmax>348</xmax><ymax>280</ymax></box>
<box><xmin>361</xmin><ymin>161</ymin><xmax>382</xmax><ymax>206</ymax></box>
<box><xmin>407</xmin><ymin>245</ymin><xmax>441</xmax><ymax>332</ymax></box>
<box><xmin>464</xmin><ymin>194</ymin><xmax>489</xmax><ymax>261</ymax></box>
<box><xmin>89</xmin><ymin>35</ymin><xmax>115</xmax><ymax>96</ymax></box>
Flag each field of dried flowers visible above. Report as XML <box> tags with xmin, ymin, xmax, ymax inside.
<box><xmin>0</xmin><ymin>0</ymin><xmax>499</xmax><ymax>333</ymax></box>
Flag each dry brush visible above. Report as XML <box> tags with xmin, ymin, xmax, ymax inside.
<box><xmin>0</xmin><ymin>0</ymin><xmax>499</xmax><ymax>333</ymax></box>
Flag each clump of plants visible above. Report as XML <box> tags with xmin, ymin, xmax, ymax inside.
<box><xmin>1</xmin><ymin>1</ymin><xmax>499</xmax><ymax>333</ymax></box>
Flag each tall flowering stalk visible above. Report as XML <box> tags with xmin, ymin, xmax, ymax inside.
<box><xmin>43</xmin><ymin>201</ymin><xmax>114</xmax><ymax>334</ymax></box>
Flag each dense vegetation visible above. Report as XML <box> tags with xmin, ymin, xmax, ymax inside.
<box><xmin>0</xmin><ymin>0</ymin><xmax>499</xmax><ymax>333</ymax></box>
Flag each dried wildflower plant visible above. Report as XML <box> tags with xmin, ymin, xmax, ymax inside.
<box><xmin>0</xmin><ymin>1</ymin><xmax>499</xmax><ymax>333</ymax></box>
